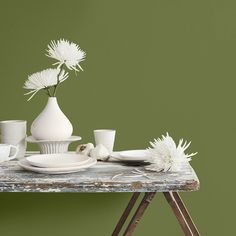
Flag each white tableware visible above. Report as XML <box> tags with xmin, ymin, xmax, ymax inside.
<box><xmin>110</xmin><ymin>150</ymin><xmax>151</xmax><ymax>162</ymax></box>
<box><xmin>18</xmin><ymin>158</ymin><xmax>97</xmax><ymax>174</ymax></box>
<box><xmin>0</xmin><ymin>120</ymin><xmax>27</xmax><ymax>159</ymax></box>
<box><xmin>94</xmin><ymin>129</ymin><xmax>116</xmax><ymax>153</ymax></box>
<box><xmin>0</xmin><ymin>144</ymin><xmax>18</xmax><ymax>162</ymax></box>
<box><xmin>26</xmin><ymin>136</ymin><xmax>82</xmax><ymax>154</ymax></box>
<box><xmin>26</xmin><ymin>153</ymin><xmax>91</xmax><ymax>168</ymax></box>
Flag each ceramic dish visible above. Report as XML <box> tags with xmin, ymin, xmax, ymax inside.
<box><xmin>110</xmin><ymin>150</ymin><xmax>151</xmax><ymax>162</ymax></box>
<box><xmin>18</xmin><ymin>158</ymin><xmax>97</xmax><ymax>174</ymax></box>
<box><xmin>26</xmin><ymin>153</ymin><xmax>91</xmax><ymax>168</ymax></box>
<box><xmin>26</xmin><ymin>136</ymin><xmax>82</xmax><ymax>154</ymax></box>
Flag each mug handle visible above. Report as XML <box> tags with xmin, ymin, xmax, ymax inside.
<box><xmin>8</xmin><ymin>145</ymin><xmax>19</xmax><ymax>160</ymax></box>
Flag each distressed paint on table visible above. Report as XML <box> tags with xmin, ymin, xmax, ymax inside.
<box><xmin>0</xmin><ymin>159</ymin><xmax>199</xmax><ymax>193</ymax></box>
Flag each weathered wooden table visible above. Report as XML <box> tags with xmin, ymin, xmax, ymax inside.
<box><xmin>0</xmin><ymin>158</ymin><xmax>200</xmax><ymax>236</ymax></box>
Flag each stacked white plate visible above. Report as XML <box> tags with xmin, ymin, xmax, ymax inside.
<box><xmin>18</xmin><ymin>153</ymin><xmax>97</xmax><ymax>174</ymax></box>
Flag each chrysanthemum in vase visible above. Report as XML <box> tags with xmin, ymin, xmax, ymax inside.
<box><xmin>23</xmin><ymin>39</ymin><xmax>86</xmax><ymax>140</ymax></box>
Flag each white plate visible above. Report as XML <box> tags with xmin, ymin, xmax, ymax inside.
<box><xmin>18</xmin><ymin>158</ymin><xmax>97</xmax><ymax>174</ymax></box>
<box><xmin>26</xmin><ymin>153</ymin><xmax>91</xmax><ymax>168</ymax></box>
<box><xmin>111</xmin><ymin>150</ymin><xmax>150</xmax><ymax>162</ymax></box>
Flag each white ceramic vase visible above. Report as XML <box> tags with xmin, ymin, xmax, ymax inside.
<box><xmin>31</xmin><ymin>97</ymin><xmax>73</xmax><ymax>140</ymax></box>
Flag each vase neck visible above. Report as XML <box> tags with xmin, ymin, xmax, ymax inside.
<box><xmin>48</xmin><ymin>97</ymin><xmax>57</xmax><ymax>102</ymax></box>
<box><xmin>46</xmin><ymin>97</ymin><xmax>60</xmax><ymax>111</ymax></box>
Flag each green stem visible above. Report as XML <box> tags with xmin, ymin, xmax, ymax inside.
<box><xmin>53</xmin><ymin>64</ymin><xmax>64</xmax><ymax>96</ymax></box>
<box><xmin>45</xmin><ymin>87</ymin><xmax>52</xmax><ymax>97</ymax></box>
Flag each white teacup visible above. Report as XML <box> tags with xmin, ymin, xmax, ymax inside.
<box><xmin>0</xmin><ymin>144</ymin><xmax>18</xmax><ymax>163</ymax></box>
<box><xmin>94</xmin><ymin>129</ymin><xmax>116</xmax><ymax>153</ymax></box>
<box><xmin>0</xmin><ymin>120</ymin><xmax>27</xmax><ymax>159</ymax></box>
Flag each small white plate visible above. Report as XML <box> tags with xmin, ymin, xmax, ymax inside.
<box><xmin>26</xmin><ymin>153</ymin><xmax>91</xmax><ymax>168</ymax></box>
<box><xmin>111</xmin><ymin>150</ymin><xmax>150</xmax><ymax>162</ymax></box>
<box><xmin>18</xmin><ymin>158</ymin><xmax>97</xmax><ymax>174</ymax></box>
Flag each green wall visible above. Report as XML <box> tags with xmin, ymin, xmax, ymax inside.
<box><xmin>0</xmin><ymin>0</ymin><xmax>234</xmax><ymax>235</ymax></box>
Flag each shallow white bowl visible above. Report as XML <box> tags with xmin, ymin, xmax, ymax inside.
<box><xmin>18</xmin><ymin>158</ymin><xmax>97</xmax><ymax>174</ymax></box>
<box><xmin>26</xmin><ymin>153</ymin><xmax>91</xmax><ymax>168</ymax></box>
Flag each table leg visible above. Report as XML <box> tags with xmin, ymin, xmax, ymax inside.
<box><xmin>172</xmin><ymin>192</ymin><xmax>200</xmax><ymax>236</ymax></box>
<box><xmin>112</xmin><ymin>191</ymin><xmax>199</xmax><ymax>236</ymax></box>
<box><xmin>163</xmin><ymin>192</ymin><xmax>199</xmax><ymax>236</ymax></box>
<box><xmin>112</xmin><ymin>192</ymin><xmax>141</xmax><ymax>236</ymax></box>
<box><xmin>123</xmin><ymin>192</ymin><xmax>156</xmax><ymax>236</ymax></box>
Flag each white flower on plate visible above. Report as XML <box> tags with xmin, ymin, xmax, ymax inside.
<box><xmin>46</xmin><ymin>39</ymin><xmax>86</xmax><ymax>71</ymax></box>
<box><xmin>23</xmin><ymin>68</ymin><xmax>68</xmax><ymax>101</ymax></box>
<box><xmin>147</xmin><ymin>133</ymin><xmax>197</xmax><ymax>172</ymax></box>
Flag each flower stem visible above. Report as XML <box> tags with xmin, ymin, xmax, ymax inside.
<box><xmin>53</xmin><ymin>64</ymin><xmax>64</xmax><ymax>96</ymax></box>
<box><xmin>44</xmin><ymin>87</ymin><xmax>52</xmax><ymax>97</ymax></box>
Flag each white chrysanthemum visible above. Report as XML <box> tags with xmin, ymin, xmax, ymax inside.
<box><xmin>46</xmin><ymin>39</ymin><xmax>86</xmax><ymax>71</ymax></box>
<box><xmin>23</xmin><ymin>68</ymin><xmax>68</xmax><ymax>101</ymax></box>
<box><xmin>147</xmin><ymin>133</ymin><xmax>197</xmax><ymax>172</ymax></box>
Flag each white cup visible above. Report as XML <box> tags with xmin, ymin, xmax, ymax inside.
<box><xmin>94</xmin><ymin>129</ymin><xmax>116</xmax><ymax>153</ymax></box>
<box><xmin>0</xmin><ymin>120</ymin><xmax>27</xmax><ymax>159</ymax></box>
<box><xmin>0</xmin><ymin>144</ymin><xmax>18</xmax><ymax>163</ymax></box>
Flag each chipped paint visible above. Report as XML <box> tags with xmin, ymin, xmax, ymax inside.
<box><xmin>0</xmin><ymin>159</ymin><xmax>199</xmax><ymax>193</ymax></box>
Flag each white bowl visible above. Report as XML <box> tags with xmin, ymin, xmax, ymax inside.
<box><xmin>26</xmin><ymin>136</ymin><xmax>82</xmax><ymax>154</ymax></box>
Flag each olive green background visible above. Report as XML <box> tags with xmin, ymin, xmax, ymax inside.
<box><xmin>0</xmin><ymin>0</ymin><xmax>234</xmax><ymax>235</ymax></box>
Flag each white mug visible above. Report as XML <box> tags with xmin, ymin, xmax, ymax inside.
<box><xmin>0</xmin><ymin>120</ymin><xmax>27</xmax><ymax>159</ymax></box>
<box><xmin>94</xmin><ymin>129</ymin><xmax>116</xmax><ymax>153</ymax></box>
<box><xmin>0</xmin><ymin>144</ymin><xmax>18</xmax><ymax>163</ymax></box>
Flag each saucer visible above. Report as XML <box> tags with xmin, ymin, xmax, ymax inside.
<box><xmin>18</xmin><ymin>158</ymin><xmax>97</xmax><ymax>174</ymax></box>
<box><xmin>26</xmin><ymin>153</ymin><xmax>91</xmax><ymax>168</ymax></box>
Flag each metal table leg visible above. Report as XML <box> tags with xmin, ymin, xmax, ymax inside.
<box><xmin>112</xmin><ymin>191</ymin><xmax>200</xmax><ymax>236</ymax></box>
<box><xmin>123</xmin><ymin>192</ymin><xmax>156</xmax><ymax>236</ymax></box>
<box><xmin>112</xmin><ymin>192</ymin><xmax>141</xmax><ymax>236</ymax></box>
<box><xmin>172</xmin><ymin>192</ymin><xmax>200</xmax><ymax>236</ymax></box>
<box><xmin>163</xmin><ymin>192</ymin><xmax>200</xmax><ymax>236</ymax></box>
